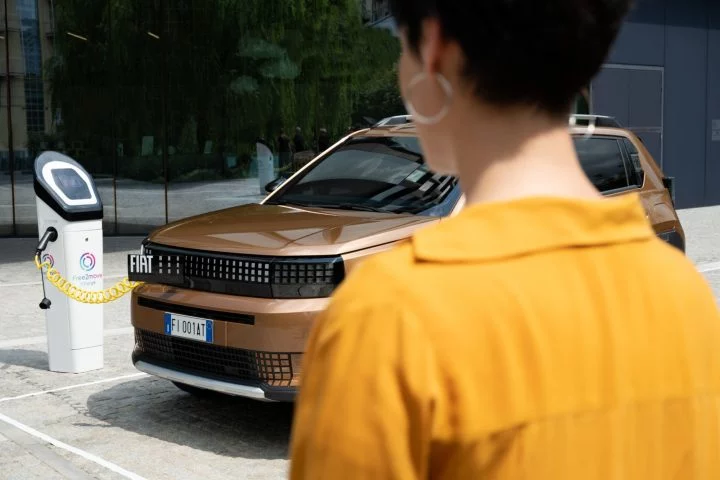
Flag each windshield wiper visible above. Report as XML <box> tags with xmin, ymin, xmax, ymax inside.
<box><xmin>269</xmin><ymin>200</ymin><xmax>393</xmax><ymax>214</ymax></box>
<box><xmin>335</xmin><ymin>203</ymin><xmax>391</xmax><ymax>213</ymax></box>
<box><xmin>311</xmin><ymin>203</ymin><xmax>394</xmax><ymax>214</ymax></box>
<box><xmin>267</xmin><ymin>200</ymin><xmax>315</xmax><ymax>208</ymax></box>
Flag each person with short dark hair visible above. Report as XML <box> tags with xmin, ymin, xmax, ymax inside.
<box><xmin>317</xmin><ymin>127</ymin><xmax>330</xmax><ymax>152</ymax></box>
<box><xmin>277</xmin><ymin>129</ymin><xmax>291</xmax><ymax>170</ymax></box>
<box><xmin>289</xmin><ymin>1</ymin><xmax>720</xmax><ymax>479</ymax></box>
<box><xmin>293</xmin><ymin>126</ymin><xmax>305</xmax><ymax>153</ymax></box>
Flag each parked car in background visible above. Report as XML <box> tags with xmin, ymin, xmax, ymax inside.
<box><xmin>129</xmin><ymin>115</ymin><xmax>684</xmax><ymax>401</ymax></box>
<box><xmin>373</xmin><ymin>114</ymin><xmax>413</xmax><ymax>127</ymax></box>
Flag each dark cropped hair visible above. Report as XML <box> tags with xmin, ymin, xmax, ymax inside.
<box><xmin>389</xmin><ymin>0</ymin><xmax>633</xmax><ymax>117</ymax></box>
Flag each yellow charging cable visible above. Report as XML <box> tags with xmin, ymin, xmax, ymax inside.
<box><xmin>34</xmin><ymin>255</ymin><xmax>144</xmax><ymax>304</ymax></box>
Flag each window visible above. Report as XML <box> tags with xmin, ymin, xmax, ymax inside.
<box><xmin>572</xmin><ymin>92</ymin><xmax>590</xmax><ymax>115</ymax></box>
<box><xmin>621</xmin><ymin>138</ymin><xmax>644</xmax><ymax>187</ymax></box>
<box><xmin>18</xmin><ymin>0</ymin><xmax>45</xmax><ymax>134</ymax></box>
<box><xmin>267</xmin><ymin>136</ymin><xmax>459</xmax><ymax>216</ymax></box>
<box><xmin>573</xmin><ymin>136</ymin><xmax>630</xmax><ymax>193</ymax></box>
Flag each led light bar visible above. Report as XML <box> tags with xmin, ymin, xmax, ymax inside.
<box><xmin>134</xmin><ymin>242</ymin><xmax>345</xmax><ymax>298</ymax></box>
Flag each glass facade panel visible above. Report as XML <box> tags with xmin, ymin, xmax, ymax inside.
<box><xmin>0</xmin><ymin>0</ymin><xmax>11</xmax><ymax>235</ymax></box>
<box><xmin>0</xmin><ymin>155</ymin><xmax>12</xmax><ymax>235</ymax></box>
<box><xmin>1</xmin><ymin>0</ymin><xmax>402</xmax><ymax>236</ymax></box>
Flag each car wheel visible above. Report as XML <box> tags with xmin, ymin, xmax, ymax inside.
<box><xmin>172</xmin><ymin>381</ymin><xmax>215</xmax><ymax>397</ymax></box>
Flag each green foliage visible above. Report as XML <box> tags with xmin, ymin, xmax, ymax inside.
<box><xmin>46</xmin><ymin>0</ymin><xmax>402</xmax><ymax>178</ymax></box>
<box><xmin>353</xmin><ymin>65</ymin><xmax>405</xmax><ymax>126</ymax></box>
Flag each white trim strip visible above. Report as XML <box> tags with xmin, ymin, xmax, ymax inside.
<box><xmin>0</xmin><ymin>373</ymin><xmax>147</xmax><ymax>404</ymax></box>
<box><xmin>41</xmin><ymin>160</ymin><xmax>99</xmax><ymax>207</ymax></box>
<box><xmin>134</xmin><ymin>360</ymin><xmax>272</xmax><ymax>401</ymax></box>
<box><xmin>0</xmin><ymin>326</ymin><xmax>133</xmax><ymax>349</ymax></box>
<box><xmin>0</xmin><ymin>412</ymin><xmax>148</xmax><ymax>480</ymax></box>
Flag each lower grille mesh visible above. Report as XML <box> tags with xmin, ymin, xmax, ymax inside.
<box><xmin>135</xmin><ymin>329</ymin><xmax>293</xmax><ymax>386</ymax></box>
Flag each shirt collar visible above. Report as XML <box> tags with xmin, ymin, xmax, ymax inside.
<box><xmin>412</xmin><ymin>193</ymin><xmax>655</xmax><ymax>262</ymax></box>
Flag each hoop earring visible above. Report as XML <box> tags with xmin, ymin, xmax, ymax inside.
<box><xmin>403</xmin><ymin>72</ymin><xmax>453</xmax><ymax>125</ymax></box>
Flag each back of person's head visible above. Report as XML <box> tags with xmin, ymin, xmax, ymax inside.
<box><xmin>389</xmin><ymin>0</ymin><xmax>633</xmax><ymax>118</ymax></box>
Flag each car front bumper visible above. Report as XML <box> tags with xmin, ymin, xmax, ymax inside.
<box><xmin>132</xmin><ymin>356</ymin><xmax>297</xmax><ymax>402</ymax></box>
<box><xmin>130</xmin><ymin>283</ymin><xmax>327</xmax><ymax>402</ymax></box>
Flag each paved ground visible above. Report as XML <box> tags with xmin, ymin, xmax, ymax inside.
<box><xmin>0</xmin><ymin>206</ymin><xmax>719</xmax><ymax>479</ymax></box>
<box><xmin>1</xmin><ymin>237</ymin><xmax>291</xmax><ymax>480</ymax></box>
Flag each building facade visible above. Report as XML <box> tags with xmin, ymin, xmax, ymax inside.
<box><xmin>593</xmin><ymin>0</ymin><xmax>720</xmax><ymax>209</ymax></box>
<box><xmin>1</xmin><ymin>0</ymin><xmax>400</xmax><ymax>236</ymax></box>
<box><xmin>364</xmin><ymin>0</ymin><xmax>720</xmax><ymax>209</ymax></box>
<box><xmin>1</xmin><ymin>0</ymin><xmax>55</xmax><ymax>165</ymax></box>
<box><xmin>1</xmin><ymin>0</ymin><xmax>57</xmax><ymax>236</ymax></box>
<box><xmin>1</xmin><ymin>0</ymin><xmax>718</xmax><ymax>237</ymax></box>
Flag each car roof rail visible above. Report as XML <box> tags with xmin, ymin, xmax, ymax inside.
<box><xmin>374</xmin><ymin>114</ymin><xmax>622</xmax><ymax>129</ymax></box>
<box><xmin>374</xmin><ymin>113</ymin><xmax>622</xmax><ymax>130</ymax></box>
<box><xmin>570</xmin><ymin>114</ymin><xmax>622</xmax><ymax>128</ymax></box>
<box><xmin>373</xmin><ymin>115</ymin><xmax>413</xmax><ymax>127</ymax></box>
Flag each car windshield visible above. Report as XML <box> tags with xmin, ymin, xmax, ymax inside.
<box><xmin>266</xmin><ymin>136</ymin><xmax>459</xmax><ymax>216</ymax></box>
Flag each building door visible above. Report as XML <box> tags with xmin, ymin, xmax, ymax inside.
<box><xmin>590</xmin><ymin>65</ymin><xmax>664</xmax><ymax>167</ymax></box>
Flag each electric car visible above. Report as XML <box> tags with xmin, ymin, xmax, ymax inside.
<box><xmin>129</xmin><ymin>116</ymin><xmax>684</xmax><ymax>401</ymax></box>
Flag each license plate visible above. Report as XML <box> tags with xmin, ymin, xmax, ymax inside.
<box><xmin>164</xmin><ymin>313</ymin><xmax>213</xmax><ymax>343</ymax></box>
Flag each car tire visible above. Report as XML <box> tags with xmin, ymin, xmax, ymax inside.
<box><xmin>172</xmin><ymin>381</ymin><xmax>215</xmax><ymax>397</ymax></box>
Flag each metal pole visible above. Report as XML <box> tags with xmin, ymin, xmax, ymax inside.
<box><xmin>162</xmin><ymin>0</ymin><xmax>169</xmax><ymax>225</ymax></box>
<box><xmin>49</xmin><ymin>0</ymin><xmax>55</xmax><ymax>51</ymax></box>
<box><xmin>109</xmin><ymin>0</ymin><xmax>118</xmax><ymax>233</ymax></box>
<box><xmin>3</xmin><ymin>0</ymin><xmax>17</xmax><ymax>235</ymax></box>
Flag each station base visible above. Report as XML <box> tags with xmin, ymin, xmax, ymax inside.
<box><xmin>48</xmin><ymin>345</ymin><xmax>103</xmax><ymax>374</ymax></box>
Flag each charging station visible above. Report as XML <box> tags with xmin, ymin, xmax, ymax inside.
<box><xmin>34</xmin><ymin>151</ymin><xmax>105</xmax><ymax>373</ymax></box>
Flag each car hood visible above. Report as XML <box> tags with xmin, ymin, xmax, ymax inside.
<box><xmin>148</xmin><ymin>203</ymin><xmax>438</xmax><ymax>256</ymax></box>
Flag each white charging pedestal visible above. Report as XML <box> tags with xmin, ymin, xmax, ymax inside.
<box><xmin>34</xmin><ymin>151</ymin><xmax>104</xmax><ymax>373</ymax></box>
<box><xmin>256</xmin><ymin>140</ymin><xmax>275</xmax><ymax>194</ymax></box>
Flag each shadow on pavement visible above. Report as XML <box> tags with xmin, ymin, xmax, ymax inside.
<box><xmin>0</xmin><ymin>349</ymin><xmax>49</xmax><ymax>371</ymax></box>
<box><xmin>0</xmin><ymin>239</ymin><xmax>39</xmax><ymax>265</ymax></box>
<box><xmin>86</xmin><ymin>376</ymin><xmax>294</xmax><ymax>460</ymax></box>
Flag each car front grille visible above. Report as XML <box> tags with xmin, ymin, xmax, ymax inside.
<box><xmin>135</xmin><ymin>329</ymin><xmax>294</xmax><ymax>387</ymax></box>
<box><xmin>184</xmin><ymin>253</ymin><xmax>272</xmax><ymax>284</ymax></box>
<box><xmin>142</xmin><ymin>243</ymin><xmax>343</xmax><ymax>298</ymax></box>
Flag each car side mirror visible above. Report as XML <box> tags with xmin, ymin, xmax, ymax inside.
<box><xmin>265</xmin><ymin>176</ymin><xmax>287</xmax><ymax>193</ymax></box>
<box><xmin>662</xmin><ymin>176</ymin><xmax>676</xmax><ymax>206</ymax></box>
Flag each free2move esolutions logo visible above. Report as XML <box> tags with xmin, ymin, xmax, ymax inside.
<box><xmin>80</xmin><ymin>252</ymin><xmax>96</xmax><ymax>271</ymax></box>
<box><xmin>41</xmin><ymin>254</ymin><xmax>54</xmax><ymax>271</ymax></box>
<box><xmin>74</xmin><ymin>252</ymin><xmax>103</xmax><ymax>286</ymax></box>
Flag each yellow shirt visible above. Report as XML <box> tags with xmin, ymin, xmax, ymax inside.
<box><xmin>289</xmin><ymin>194</ymin><xmax>720</xmax><ymax>479</ymax></box>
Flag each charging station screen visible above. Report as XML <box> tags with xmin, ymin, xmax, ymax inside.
<box><xmin>51</xmin><ymin>168</ymin><xmax>92</xmax><ymax>201</ymax></box>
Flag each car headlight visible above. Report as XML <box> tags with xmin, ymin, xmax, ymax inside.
<box><xmin>271</xmin><ymin>258</ymin><xmax>344</xmax><ymax>298</ymax></box>
<box><xmin>657</xmin><ymin>230</ymin><xmax>685</xmax><ymax>253</ymax></box>
<box><xmin>139</xmin><ymin>237</ymin><xmax>150</xmax><ymax>255</ymax></box>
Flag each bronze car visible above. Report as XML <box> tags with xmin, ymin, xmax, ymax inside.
<box><xmin>129</xmin><ymin>115</ymin><xmax>684</xmax><ymax>401</ymax></box>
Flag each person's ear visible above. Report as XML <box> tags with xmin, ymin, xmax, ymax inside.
<box><xmin>418</xmin><ymin>18</ymin><xmax>444</xmax><ymax>76</ymax></box>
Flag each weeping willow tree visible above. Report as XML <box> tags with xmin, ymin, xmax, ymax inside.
<box><xmin>45</xmin><ymin>0</ymin><xmax>400</xmax><ymax>178</ymax></box>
